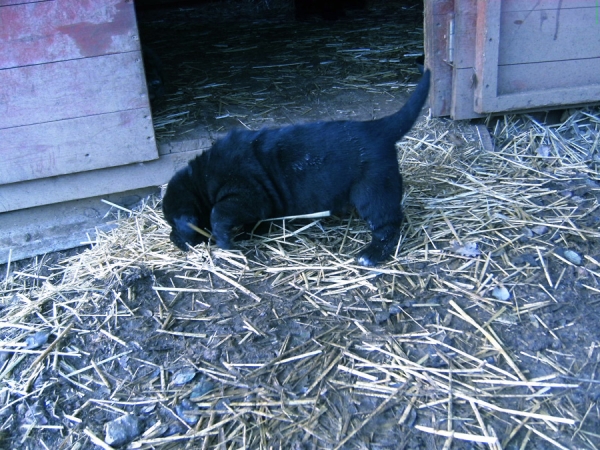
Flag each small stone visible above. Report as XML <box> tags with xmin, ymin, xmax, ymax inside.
<box><xmin>389</xmin><ymin>304</ymin><xmax>403</xmax><ymax>315</ymax></box>
<box><xmin>492</xmin><ymin>286</ymin><xmax>510</xmax><ymax>301</ymax></box>
<box><xmin>190</xmin><ymin>379</ymin><xmax>216</xmax><ymax>401</ymax></box>
<box><xmin>531</xmin><ymin>225</ymin><xmax>548</xmax><ymax>235</ymax></box>
<box><xmin>104</xmin><ymin>414</ymin><xmax>141</xmax><ymax>447</ymax></box>
<box><xmin>563</xmin><ymin>250</ymin><xmax>582</xmax><ymax>265</ymax></box>
<box><xmin>537</xmin><ymin>145</ymin><xmax>551</xmax><ymax>157</ymax></box>
<box><xmin>25</xmin><ymin>331</ymin><xmax>51</xmax><ymax>350</ymax></box>
<box><xmin>141</xmin><ymin>404</ymin><xmax>157</xmax><ymax>414</ymax></box>
<box><xmin>374</xmin><ymin>310</ymin><xmax>390</xmax><ymax>324</ymax></box>
<box><xmin>521</xmin><ymin>227</ymin><xmax>534</xmax><ymax>238</ymax></box>
<box><xmin>175</xmin><ymin>399</ymin><xmax>199</xmax><ymax>425</ymax></box>
<box><xmin>571</xmin><ymin>196</ymin><xmax>585</xmax><ymax>204</ymax></box>
<box><xmin>449</xmin><ymin>240</ymin><xmax>481</xmax><ymax>257</ymax></box>
<box><xmin>171</xmin><ymin>368</ymin><xmax>196</xmax><ymax>386</ymax></box>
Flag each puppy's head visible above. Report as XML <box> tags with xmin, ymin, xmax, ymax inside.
<box><xmin>162</xmin><ymin>165</ymin><xmax>210</xmax><ymax>251</ymax></box>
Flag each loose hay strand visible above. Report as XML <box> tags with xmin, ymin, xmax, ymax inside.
<box><xmin>414</xmin><ymin>425</ymin><xmax>500</xmax><ymax>445</ymax></box>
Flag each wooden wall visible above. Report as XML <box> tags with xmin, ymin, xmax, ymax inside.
<box><xmin>426</xmin><ymin>0</ymin><xmax>600</xmax><ymax>119</ymax></box>
<box><xmin>0</xmin><ymin>0</ymin><xmax>158</xmax><ymax>210</ymax></box>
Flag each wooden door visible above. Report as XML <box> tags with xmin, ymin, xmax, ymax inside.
<box><xmin>0</xmin><ymin>0</ymin><xmax>158</xmax><ymax>186</ymax></box>
<box><xmin>426</xmin><ymin>0</ymin><xmax>600</xmax><ymax>119</ymax></box>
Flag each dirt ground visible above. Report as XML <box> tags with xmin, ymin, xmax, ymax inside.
<box><xmin>1</xmin><ymin>1</ymin><xmax>600</xmax><ymax>449</ymax></box>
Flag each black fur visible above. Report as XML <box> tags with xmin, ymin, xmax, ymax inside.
<box><xmin>163</xmin><ymin>70</ymin><xmax>430</xmax><ymax>266</ymax></box>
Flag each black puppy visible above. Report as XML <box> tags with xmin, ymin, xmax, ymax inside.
<box><xmin>163</xmin><ymin>70</ymin><xmax>430</xmax><ymax>266</ymax></box>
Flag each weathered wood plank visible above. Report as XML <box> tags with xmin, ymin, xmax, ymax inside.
<box><xmin>476</xmin><ymin>77</ymin><xmax>600</xmax><ymax>114</ymax></box>
<box><xmin>436</xmin><ymin>0</ymin><xmax>600</xmax><ymax>118</ymax></box>
<box><xmin>0</xmin><ymin>0</ymin><xmax>39</xmax><ymax>6</ymax></box>
<box><xmin>452</xmin><ymin>0</ymin><xmax>477</xmax><ymax>70</ymax></box>
<box><xmin>159</xmin><ymin>136</ymin><xmax>214</xmax><ymax>156</ymax></box>
<box><xmin>424</xmin><ymin>0</ymin><xmax>453</xmax><ymax>117</ymax></box>
<box><xmin>496</xmin><ymin>58</ymin><xmax>600</xmax><ymax>102</ymax></box>
<box><xmin>0</xmin><ymin>52</ymin><xmax>149</xmax><ymax>129</ymax></box>
<box><xmin>473</xmin><ymin>0</ymin><xmax>501</xmax><ymax>115</ymax></box>
<box><xmin>502</xmin><ymin>0</ymin><xmax>595</xmax><ymax>12</ymax></box>
<box><xmin>0</xmin><ymin>0</ymin><xmax>139</xmax><ymax>69</ymax></box>
<box><xmin>473</xmin><ymin>1</ymin><xmax>600</xmax><ymax>114</ymax></box>
<box><xmin>499</xmin><ymin>58</ymin><xmax>600</xmax><ymax>95</ymax></box>
<box><xmin>450</xmin><ymin>68</ymin><xmax>484</xmax><ymax>120</ymax></box>
<box><xmin>447</xmin><ymin>0</ymin><xmax>480</xmax><ymax>119</ymax></box>
<box><xmin>0</xmin><ymin>109</ymin><xmax>158</xmax><ymax>184</ymax></box>
<box><xmin>500</xmin><ymin>7</ymin><xmax>599</xmax><ymax>65</ymax></box>
<box><xmin>0</xmin><ymin>142</ymin><xmax>209</xmax><ymax>212</ymax></box>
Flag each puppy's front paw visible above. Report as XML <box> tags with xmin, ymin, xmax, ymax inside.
<box><xmin>357</xmin><ymin>250</ymin><xmax>379</xmax><ymax>267</ymax></box>
<box><xmin>170</xmin><ymin>230</ymin><xmax>191</xmax><ymax>251</ymax></box>
<box><xmin>170</xmin><ymin>215</ymin><xmax>204</xmax><ymax>251</ymax></box>
<box><xmin>211</xmin><ymin>216</ymin><xmax>237</xmax><ymax>250</ymax></box>
<box><xmin>215</xmin><ymin>236</ymin><xmax>234</xmax><ymax>250</ymax></box>
<box><xmin>357</xmin><ymin>242</ymin><xmax>392</xmax><ymax>267</ymax></box>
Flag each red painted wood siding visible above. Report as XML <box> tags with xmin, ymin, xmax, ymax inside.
<box><xmin>0</xmin><ymin>0</ymin><xmax>157</xmax><ymax>188</ymax></box>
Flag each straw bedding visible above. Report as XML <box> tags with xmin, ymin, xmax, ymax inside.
<box><xmin>1</xmin><ymin>1</ymin><xmax>600</xmax><ymax>448</ymax></box>
<box><xmin>2</xmin><ymin>108</ymin><xmax>599</xmax><ymax>448</ymax></box>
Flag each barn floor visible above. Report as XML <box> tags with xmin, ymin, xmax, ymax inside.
<box><xmin>2</xmin><ymin>1</ymin><xmax>600</xmax><ymax>449</ymax></box>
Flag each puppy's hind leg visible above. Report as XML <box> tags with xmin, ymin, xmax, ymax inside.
<box><xmin>357</xmin><ymin>218</ymin><xmax>402</xmax><ymax>267</ymax></box>
<box><xmin>352</xmin><ymin>174</ymin><xmax>403</xmax><ymax>266</ymax></box>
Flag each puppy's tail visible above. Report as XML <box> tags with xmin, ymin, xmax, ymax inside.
<box><xmin>374</xmin><ymin>69</ymin><xmax>431</xmax><ymax>147</ymax></box>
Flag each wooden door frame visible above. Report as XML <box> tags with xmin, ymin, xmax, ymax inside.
<box><xmin>474</xmin><ymin>0</ymin><xmax>600</xmax><ymax>114</ymax></box>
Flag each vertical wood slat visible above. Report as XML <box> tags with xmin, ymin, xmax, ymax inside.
<box><xmin>450</xmin><ymin>0</ymin><xmax>476</xmax><ymax>70</ymax></box>
<box><xmin>473</xmin><ymin>0</ymin><xmax>501</xmax><ymax>114</ymax></box>
<box><xmin>450</xmin><ymin>68</ymin><xmax>484</xmax><ymax>120</ymax></box>
<box><xmin>424</xmin><ymin>0</ymin><xmax>454</xmax><ymax>117</ymax></box>
<box><xmin>450</xmin><ymin>0</ymin><xmax>484</xmax><ymax>120</ymax></box>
